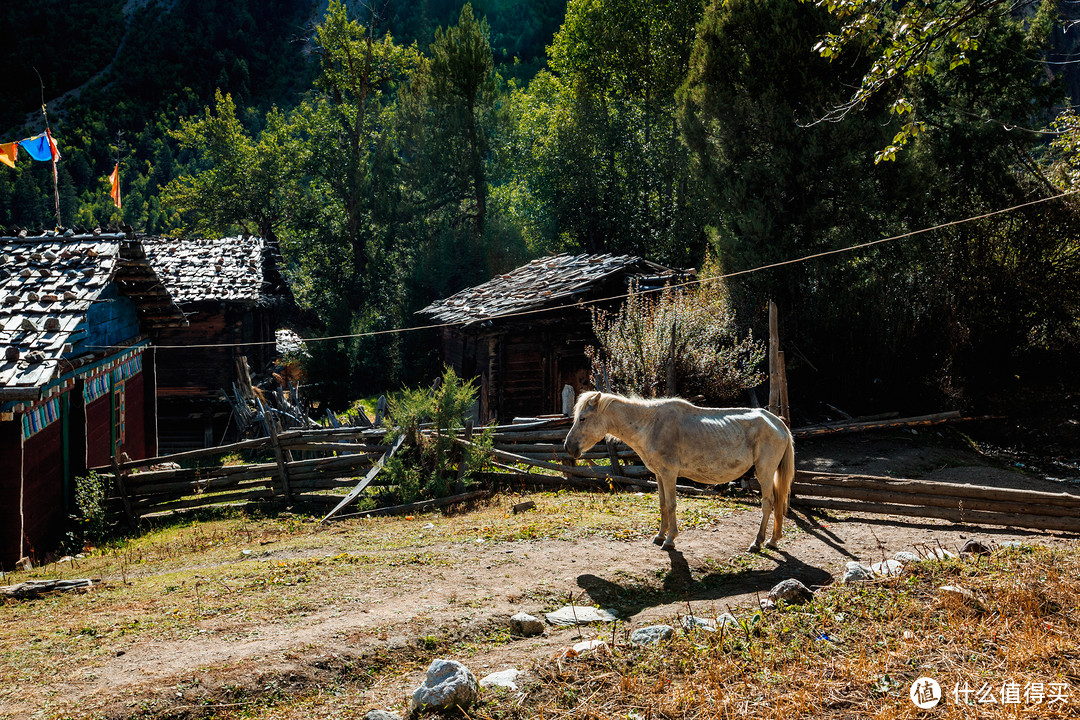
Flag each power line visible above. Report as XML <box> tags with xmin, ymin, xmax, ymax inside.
<box><xmin>100</xmin><ymin>188</ymin><xmax>1079</xmax><ymax>352</ymax></box>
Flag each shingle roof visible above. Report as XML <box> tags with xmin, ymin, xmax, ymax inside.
<box><xmin>418</xmin><ymin>253</ymin><xmax>685</xmax><ymax>326</ymax></box>
<box><xmin>0</xmin><ymin>231</ymin><xmax>185</xmax><ymax>393</ymax></box>
<box><xmin>142</xmin><ymin>235</ymin><xmax>291</xmax><ymax>306</ymax></box>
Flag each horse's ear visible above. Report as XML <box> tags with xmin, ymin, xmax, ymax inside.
<box><xmin>587</xmin><ymin>392</ymin><xmax>600</xmax><ymax>408</ymax></box>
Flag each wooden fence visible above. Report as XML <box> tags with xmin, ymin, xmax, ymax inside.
<box><xmin>97</xmin><ymin>412</ymin><xmax>1080</xmax><ymax>534</ymax></box>
<box><xmin>96</xmin><ymin>426</ymin><xmax>393</xmax><ymax>523</ymax></box>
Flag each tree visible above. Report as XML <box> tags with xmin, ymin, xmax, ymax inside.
<box><xmin>500</xmin><ymin>0</ymin><xmax>710</xmax><ymax>265</ymax></box>
<box><xmin>804</xmin><ymin>0</ymin><xmax>1059</xmax><ymax>161</ymax></box>
<box><xmin>162</xmin><ymin>90</ymin><xmax>297</xmax><ymax>243</ymax></box>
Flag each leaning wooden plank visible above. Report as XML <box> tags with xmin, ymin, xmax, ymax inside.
<box><xmin>793</xmin><ymin>411</ymin><xmax>962</xmax><ymax>438</ymax></box>
<box><xmin>456</xmin><ymin>437</ymin><xmax>638</xmax><ymax>482</ymax></box>
<box><xmin>1</xmin><ymin>578</ymin><xmax>94</xmax><ymax>599</ymax></box>
<box><xmin>790</xmin><ymin>497</ymin><xmax>1080</xmax><ymax>533</ymax></box>
<box><xmin>279</xmin><ymin>442</ymin><xmax>390</xmax><ymax>453</ymax></box>
<box><xmin>259</xmin><ymin>398</ymin><xmax>293</xmax><ymax>504</ymax></box>
<box><xmin>111</xmin><ymin>455</ymin><xmax>138</xmax><ymax>527</ymax></box>
<box><xmin>327</xmin><ymin>490</ymin><xmax>490</xmax><ymax>521</ymax></box>
<box><xmin>791</xmin><ymin>482</ymin><xmax>1080</xmax><ymax>518</ymax></box>
<box><xmin>136</xmin><ymin>487</ymin><xmax>278</xmax><ymax>515</ymax></box>
<box><xmin>795</xmin><ymin>471</ymin><xmax>1080</xmax><ymax>508</ymax></box>
<box><xmin>101</xmin><ymin>436</ymin><xmax>274</xmax><ymax>473</ymax></box>
<box><xmin>320</xmin><ymin>433</ymin><xmax>407</xmax><ymax>523</ymax></box>
<box><xmin>128</xmin><ymin>477</ymin><xmax>276</xmax><ymax>504</ymax></box>
<box><xmin>477</xmin><ymin>471</ymin><xmax>720</xmax><ymax>497</ymax></box>
<box><xmin>125</xmin><ymin>461</ymin><xmax>279</xmax><ymax>488</ymax></box>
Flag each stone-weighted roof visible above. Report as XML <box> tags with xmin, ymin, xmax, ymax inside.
<box><xmin>142</xmin><ymin>235</ymin><xmax>291</xmax><ymax>306</ymax></box>
<box><xmin>418</xmin><ymin>253</ymin><xmax>686</xmax><ymax>327</ymax></box>
<box><xmin>0</xmin><ymin>231</ymin><xmax>185</xmax><ymax>393</ymax></box>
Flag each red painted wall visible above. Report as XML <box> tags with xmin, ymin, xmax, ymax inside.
<box><xmin>0</xmin><ymin>420</ymin><xmax>23</xmax><ymax>567</ymax></box>
<box><xmin>121</xmin><ymin>371</ymin><xmax>147</xmax><ymax>460</ymax></box>
<box><xmin>20</xmin><ymin>420</ymin><xmax>65</xmax><ymax>560</ymax></box>
<box><xmin>85</xmin><ymin>394</ymin><xmax>112</xmax><ymax>470</ymax></box>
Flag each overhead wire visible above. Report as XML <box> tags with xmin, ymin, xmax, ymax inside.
<box><xmin>91</xmin><ymin>188</ymin><xmax>1080</xmax><ymax>352</ymax></box>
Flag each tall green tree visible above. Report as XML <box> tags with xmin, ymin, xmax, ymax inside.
<box><xmin>162</xmin><ymin>90</ymin><xmax>298</xmax><ymax>243</ymax></box>
<box><xmin>501</xmin><ymin>0</ymin><xmax>709</xmax><ymax>265</ymax></box>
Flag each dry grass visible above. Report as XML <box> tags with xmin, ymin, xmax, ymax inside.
<box><xmin>481</xmin><ymin>544</ymin><xmax>1080</xmax><ymax>719</ymax></box>
<box><xmin>0</xmin><ymin>490</ymin><xmax>745</xmax><ymax>717</ymax></box>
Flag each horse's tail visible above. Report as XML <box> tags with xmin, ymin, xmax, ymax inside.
<box><xmin>775</xmin><ymin>430</ymin><xmax>795</xmax><ymax>528</ymax></box>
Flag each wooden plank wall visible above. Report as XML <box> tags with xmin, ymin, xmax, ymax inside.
<box><xmin>20</xmin><ymin>421</ymin><xmax>66</xmax><ymax>562</ymax></box>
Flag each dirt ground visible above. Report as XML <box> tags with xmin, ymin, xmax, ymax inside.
<box><xmin>6</xmin><ymin>425</ymin><xmax>1079</xmax><ymax>719</ymax></box>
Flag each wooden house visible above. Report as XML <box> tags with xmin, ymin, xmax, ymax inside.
<box><xmin>142</xmin><ymin>235</ymin><xmax>294</xmax><ymax>451</ymax></box>
<box><xmin>419</xmin><ymin>253</ymin><xmax>689</xmax><ymax>422</ymax></box>
<box><xmin>0</xmin><ymin>231</ymin><xmax>185</xmax><ymax>568</ymax></box>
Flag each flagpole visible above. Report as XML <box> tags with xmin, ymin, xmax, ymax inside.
<box><xmin>33</xmin><ymin>67</ymin><xmax>61</xmax><ymax>227</ymax></box>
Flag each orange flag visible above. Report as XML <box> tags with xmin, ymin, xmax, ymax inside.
<box><xmin>0</xmin><ymin>143</ymin><xmax>16</xmax><ymax>168</ymax></box>
<box><xmin>109</xmin><ymin>162</ymin><xmax>121</xmax><ymax>209</ymax></box>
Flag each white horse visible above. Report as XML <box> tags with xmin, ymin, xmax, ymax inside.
<box><xmin>565</xmin><ymin>391</ymin><xmax>795</xmax><ymax>552</ymax></box>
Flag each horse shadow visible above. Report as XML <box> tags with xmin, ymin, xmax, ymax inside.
<box><xmin>576</xmin><ymin>547</ymin><xmax>832</xmax><ymax>620</ymax></box>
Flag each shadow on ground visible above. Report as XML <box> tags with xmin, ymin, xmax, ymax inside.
<box><xmin>575</xmin><ymin>546</ymin><xmax>832</xmax><ymax>619</ymax></box>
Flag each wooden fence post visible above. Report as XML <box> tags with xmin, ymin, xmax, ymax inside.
<box><xmin>111</xmin><ymin>454</ymin><xmax>138</xmax><ymax>528</ymax></box>
<box><xmin>455</xmin><ymin>420</ymin><xmax>474</xmax><ymax>493</ymax></box>
<box><xmin>258</xmin><ymin>398</ymin><xmax>293</xmax><ymax>505</ymax></box>
<box><xmin>778</xmin><ymin>349</ymin><xmax>791</xmax><ymax>427</ymax></box>
<box><xmin>768</xmin><ymin>302</ymin><xmax>777</xmax><ymax>418</ymax></box>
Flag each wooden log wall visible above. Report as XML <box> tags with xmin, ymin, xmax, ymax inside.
<box><xmin>94</xmin><ymin>411</ymin><xmax>1080</xmax><ymax>535</ymax></box>
<box><xmin>95</xmin><ymin>426</ymin><xmax>390</xmax><ymax>522</ymax></box>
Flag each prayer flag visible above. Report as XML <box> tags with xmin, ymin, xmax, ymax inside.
<box><xmin>0</xmin><ymin>143</ymin><xmax>16</xmax><ymax>168</ymax></box>
<box><xmin>19</xmin><ymin>133</ymin><xmax>52</xmax><ymax>161</ymax></box>
<box><xmin>109</xmin><ymin>162</ymin><xmax>121</xmax><ymax>209</ymax></box>
<box><xmin>46</xmin><ymin>128</ymin><xmax>60</xmax><ymax>161</ymax></box>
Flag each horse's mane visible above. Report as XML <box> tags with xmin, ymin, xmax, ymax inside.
<box><xmin>574</xmin><ymin>390</ymin><xmax>679</xmax><ymax>418</ymax></box>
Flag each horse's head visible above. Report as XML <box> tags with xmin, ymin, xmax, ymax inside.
<box><xmin>565</xmin><ymin>391</ymin><xmax>607</xmax><ymax>459</ymax></box>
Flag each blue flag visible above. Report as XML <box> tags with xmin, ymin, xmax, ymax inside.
<box><xmin>19</xmin><ymin>133</ymin><xmax>53</xmax><ymax>162</ymax></box>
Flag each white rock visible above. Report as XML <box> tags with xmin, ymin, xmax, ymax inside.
<box><xmin>893</xmin><ymin>551</ymin><xmax>922</xmax><ymax>564</ymax></box>
<box><xmin>365</xmin><ymin>711</ymin><xmax>400</xmax><ymax>720</ymax></box>
<box><xmin>480</xmin><ymin>668</ymin><xmax>523</xmax><ymax>691</ymax></box>
<box><xmin>938</xmin><ymin>585</ymin><xmax>986</xmax><ymax>611</ymax></box>
<box><xmin>841</xmin><ymin>562</ymin><xmax>874</xmax><ymax>584</ymax></box>
<box><xmin>629</xmin><ymin>625</ymin><xmax>674</xmax><ymax>646</ymax></box>
<box><xmin>509</xmin><ymin>612</ymin><xmax>544</xmax><ymax>636</ymax></box>
<box><xmin>870</xmin><ymin>559</ymin><xmax>905</xmax><ymax>576</ymax></box>
<box><xmin>572</xmin><ymin>639</ymin><xmax>608</xmax><ymax>655</ymax></box>
<box><xmin>410</xmin><ymin>659</ymin><xmax>478</xmax><ymax>714</ymax></box>
<box><xmin>545</xmin><ymin>605</ymin><xmax>617</xmax><ymax>626</ymax></box>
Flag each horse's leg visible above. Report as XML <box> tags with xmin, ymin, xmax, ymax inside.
<box><xmin>653</xmin><ymin>474</ymin><xmax>669</xmax><ymax>546</ymax></box>
<box><xmin>751</xmin><ymin>463</ymin><xmax>776</xmax><ymax>552</ymax></box>
<box><xmin>658</xmin><ymin>472</ymin><xmax>678</xmax><ymax>551</ymax></box>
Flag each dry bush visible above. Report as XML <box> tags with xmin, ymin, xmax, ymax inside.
<box><xmin>481</xmin><ymin>543</ymin><xmax>1080</xmax><ymax>719</ymax></box>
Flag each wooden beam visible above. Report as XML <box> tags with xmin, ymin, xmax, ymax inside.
<box><xmin>319</xmin><ymin>433</ymin><xmax>407</xmax><ymax>523</ymax></box>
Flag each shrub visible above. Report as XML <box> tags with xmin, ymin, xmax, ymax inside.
<box><xmin>66</xmin><ymin>471</ymin><xmax>110</xmax><ymax>550</ymax></box>
<box><xmin>384</xmin><ymin>366</ymin><xmax>493</xmax><ymax>503</ymax></box>
<box><xmin>586</xmin><ymin>258</ymin><xmax>765</xmax><ymax>401</ymax></box>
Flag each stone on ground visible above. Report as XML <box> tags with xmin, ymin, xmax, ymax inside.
<box><xmin>545</xmin><ymin>605</ymin><xmax>617</xmax><ymax>626</ymax></box>
<box><xmin>630</xmin><ymin>625</ymin><xmax>674</xmax><ymax>645</ymax></box>
<box><xmin>509</xmin><ymin>612</ymin><xmax>544</xmax><ymax>636</ymax></box>
<box><xmin>410</xmin><ymin>659</ymin><xmax>478</xmax><ymax>714</ymax></box>
<box><xmin>480</xmin><ymin>668</ymin><xmax>523</xmax><ymax>691</ymax></box>
<box><xmin>365</xmin><ymin>711</ymin><xmax>401</xmax><ymax>720</ymax></box>
<box><xmin>762</xmin><ymin>578</ymin><xmax>814</xmax><ymax>609</ymax></box>
<box><xmin>841</xmin><ymin>561</ymin><xmax>874</xmax><ymax>584</ymax></box>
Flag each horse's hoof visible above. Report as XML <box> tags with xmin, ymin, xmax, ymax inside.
<box><xmin>765</xmin><ymin>540</ymin><xmax>779</xmax><ymax>550</ymax></box>
<box><xmin>652</xmin><ymin>535</ymin><xmax>666</xmax><ymax>546</ymax></box>
<box><xmin>748</xmin><ymin>543</ymin><xmax>761</xmax><ymax>553</ymax></box>
<box><xmin>662</xmin><ymin>541</ymin><xmax>676</xmax><ymax>551</ymax></box>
